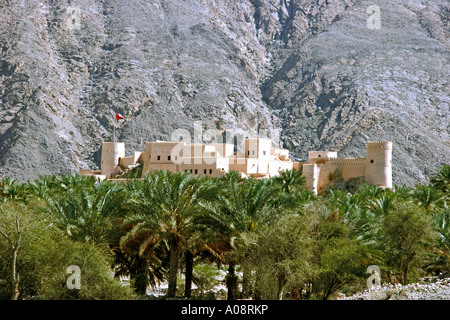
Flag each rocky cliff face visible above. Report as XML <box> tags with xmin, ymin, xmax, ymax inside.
<box><xmin>0</xmin><ymin>0</ymin><xmax>448</xmax><ymax>186</ymax></box>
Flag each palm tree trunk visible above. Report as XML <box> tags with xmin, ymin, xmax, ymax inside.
<box><xmin>242</xmin><ymin>263</ymin><xmax>250</xmax><ymax>299</ymax></box>
<box><xmin>184</xmin><ymin>250</ymin><xmax>193</xmax><ymax>299</ymax></box>
<box><xmin>226</xmin><ymin>261</ymin><xmax>238</xmax><ymax>300</ymax></box>
<box><xmin>167</xmin><ymin>238</ymin><xmax>180</xmax><ymax>298</ymax></box>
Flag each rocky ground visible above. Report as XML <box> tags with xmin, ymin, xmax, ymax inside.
<box><xmin>142</xmin><ymin>272</ymin><xmax>450</xmax><ymax>300</ymax></box>
<box><xmin>0</xmin><ymin>0</ymin><xmax>448</xmax><ymax>184</ymax></box>
<box><xmin>337</xmin><ymin>273</ymin><xmax>450</xmax><ymax>300</ymax></box>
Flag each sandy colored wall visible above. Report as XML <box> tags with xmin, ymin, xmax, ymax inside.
<box><xmin>101</xmin><ymin>142</ymin><xmax>125</xmax><ymax>179</ymax></box>
<box><xmin>365</xmin><ymin>142</ymin><xmax>393</xmax><ymax>188</ymax></box>
<box><xmin>341</xmin><ymin>158</ymin><xmax>366</xmax><ymax>180</ymax></box>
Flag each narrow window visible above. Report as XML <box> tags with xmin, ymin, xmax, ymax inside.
<box><xmin>168</xmin><ymin>156</ymin><xmax>171</xmax><ymax>161</ymax></box>
<box><xmin>370</xmin><ymin>159</ymin><xmax>374</xmax><ymax>163</ymax></box>
<box><xmin>157</xmin><ymin>156</ymin><xmax>161</xmax><ymax>161</ymax></box>
<box><xmin>209</xmin><ymin>169</ymin><xmax>212</xmax><ymax>174</ymax></box>
<box><xmin>248</xmin><ymin>151</ymin><xmax>250</xmax><ymax>155</ymax></box>
<box><xmin>190</xmin><ymin>169</ymin><xmax>193</xmax><ymax>173</ymax></box>
<box><xmin>195</xmin><ymin>169</ymin><xmax>198</xmax><ymax>174</ymax></box>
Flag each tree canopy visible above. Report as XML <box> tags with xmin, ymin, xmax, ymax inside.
<box><xmin>0</xmin><ymin>166</ymin><xmax>448</xmax><ymax>300</ymax></box>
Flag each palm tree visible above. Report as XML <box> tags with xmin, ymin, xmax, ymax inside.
<box><xmin>199</xmin><ymin>171</ymin><xmax>281</xmax><ymax>299</ymax></box>
<box><xmin>271</xmin><ymin>170</ymin><xmax>315</xmax><ymax>209</ymax></box>
<box><xmin>430</xmin><ymin>164</ymin><xmax>450</xmax><ymax>194</ymax></box>
<box><xmin>366</xmin><ymin>191</ymin><xmax>397</xmax><ymax>216</ymax></box>
<box><xmin>273</xmin><ymin>169</ymin><xmax>306</xmax><ymax>194</ymax></box>
<box><xmin>355</xmin><ymin>184</ymin><xmax>385</xmax><ymax>201</ymax></box>
<box><xmin>392</xmin><ymin>184</ymin><xmax>413</xmax><ymax>201</ymax></box>
<box><xmin>44</xmin><ymin>180</ymin><xmax>128</xmax><ymax>244</ymax></box>
<box><xmin>27</xmin><ymin>175</ymin><xmax>60</xmax><ymax>199</ymax></box>
<box><xmin>113</xmin><ymin>233</ymin><xmax>168</xmax><ymax>295</ymax></box>
<box><xmin>428</xmin><ymin>205</ymin><xmax>450</xmax><ymax>274</ymax></box>
<box><xmin>323</xmin><ymin>188</ymin><xmax>348</xmax><ymax>209</ymax></box>
<box><xmin>180</xmin><ymin>176</ymin><xmax>223</xmax><ymax>299</ymax></box>
<box><xmin>413</xmin><ymin>185</ymin><xmax>446</xmax><ymax>213</ymax></box>
<box><xmin>0</xmin><ymin>177</ymin><xmax>29</xmax><ymax>202</ymax></box>
<box><xmin>122</xmin><ymin>170</ymin><xmax>217</xmax><ymax>298</ymax></box>
<box><xmin>435</xmin><ymin>205</ymin><xmax>450</xmax><ymax>249</ymax></box>
<box><xmin>56</xmin><ymin>173</ymin><xmax>98</xmax><ymax>191</ymax></box>
<box><xmin>27</xmin><ymin>173</ymin><xmax>99</xmax><ymax>200</ymax></box>
<box><xmin>335</xmin><ymin>191</ymin><xmax>364</xmax><ymax>215</ymax></box>
<box><xmin>325</xmin><ymin>185</ymin><xmax>385</xmax><ymax>257</ymax></box>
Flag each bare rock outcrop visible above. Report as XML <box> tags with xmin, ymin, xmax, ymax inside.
<box><xmin>0</xmin><ymin>0</ymin><xmax>448</xmax><ymax>185</ymax></box>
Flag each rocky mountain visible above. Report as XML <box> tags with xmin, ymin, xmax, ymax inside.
<box><xmin>0</xmin><ymin>0</ymin><xmax>448</xmax><ymax>186</ymax></box>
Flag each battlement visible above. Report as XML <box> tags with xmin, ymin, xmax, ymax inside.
<box><xmin>366</xmin><ymin>141</ymin><xmax>392</xmax><ymax>149</ymax></box>
<box><xmin>341</xmin><ymin>157</ymin><xmax>365</xmax><ymax>160</ymax></box>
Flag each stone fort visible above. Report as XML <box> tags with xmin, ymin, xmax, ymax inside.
<box><xmin>80</xmin><ymin>139</ymin><xmax>392</xmax><ymax>194</ymax></box>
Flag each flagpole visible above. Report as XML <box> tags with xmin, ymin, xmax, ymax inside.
<box><xmin>113</xmin><ymin>113</ymin><xmax>124</xmax><ymax>142</ymax></box>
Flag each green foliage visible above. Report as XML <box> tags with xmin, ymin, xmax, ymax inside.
<box><xmin>379</xmin><ymin>202</ymin><xmax>439</xmax><ymax>284</ymax></box>
<box><xmin>0</xmin><ymin>177</ymin><xmax>29</xmax><ymax>202</ymax></box>
<box><xmin>44</xmin><ymin>180</ymin><xmax>128</xmax><ymax>244</ymax></box>
<box><xmin>305</xmin><ymin>204</ymin><xmax>366</xmax><ymax>299</ymax></box>
<box><xmin>273</xmin><ymin>169</ymin><xmax>306</xmax><ymax>194</ymax></box>
<box><xmin>0</xmin><ymin>164</ymin><xmax>448</xmax><ymax>300</ymax></box>
<box><xmin>121</xmin><ymin>170</ymin><xmax>219</xmax><ymax>297</ymax></box>
<box><xmin>311</xmin><ymin>237</ymin><xmax>365</xmax><ymax>300</ymax></box>
<box><xmin>252</xmin><ymin>203</ymin><xmax>367</xmax><ymax>300</ymax></box>
<box><xmin>0</xmin><ymin>200</ymin><xmax>134</xmax><ymax>300</ymax></box>
<box><xmin>413</xmin><ymin>185</ymin><xmax>446</xmax><ymax>213</ymax></box>
<box><xmin>430</xmin><ymin>164</ymin><xmax>450</xmax><ymax>194</ymax></box>
<box><xmin>192</xmin><ymin>264</ymin><xmax>221</xmax><ymax>299</ymax></box>
<box><xmin>427</xmin><ymin>205</ymin><xmax>450</xmax><ymax>274</ymax></box>
<box><xmin>253</xmin><ymin>214</ymin><xmax>314</xmax><ymax>300</ymax></box>
<box><xmin>37</xmin><ymin>240</ymin><xmax>134</xmax><ymax>300</ymax></box>
<box><xmin>28</xmin><ymin>173</ymin><xmax>99</xmax><ymax>198</ymax></box>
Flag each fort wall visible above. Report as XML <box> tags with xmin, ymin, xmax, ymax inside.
<box><xmin>81</xmin><ymin>139</ymin><xmax>392</xmax><ymax>192</ymax></box>
<box><xmin>300</xmin><ymin>141</ymin><xmax>392</xmax><ymax>194</ymax></box>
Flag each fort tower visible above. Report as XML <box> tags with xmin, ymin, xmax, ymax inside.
<box><xmin>100</xmin><ymin>142</ymin><xmax>125</xmax><ymax>179</ymax></box>
<box><xmin>364</xmin><ymin>141</ymin><xmax>393</xmax><ymax>188</ymax></box>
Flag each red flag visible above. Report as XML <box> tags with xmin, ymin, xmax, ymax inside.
<box><xmin>115</xmin><ymin>113</ymin><xmax>124</xmax><ymax>120</ymax></box>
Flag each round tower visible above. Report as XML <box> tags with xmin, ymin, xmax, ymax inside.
<box><xmin>365</xmin><ymin>141</ymin><xmax>392</xmax><ymax>188</ymax></box>
<box><xmin>101</xmin><ymin>142</ymin><xmax>125</xmax><ymax>179</ymax></box>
